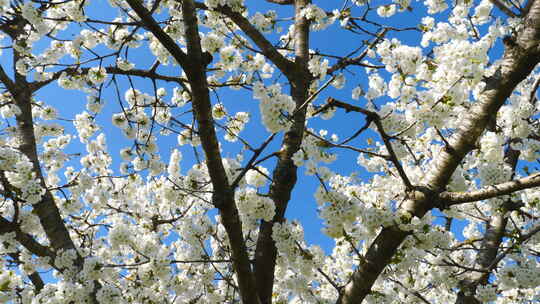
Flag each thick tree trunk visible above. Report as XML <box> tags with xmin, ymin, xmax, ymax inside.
<box><xmin>125</xmin><ymin>0</ymin><xmax>262</xmax><ymax>302</ymax></box>
<box><xmin>0</xmin><ymin>16</ymin><xmax>83</xmax><ymax>271</ymax></box>
<box><xmin>254</xmin><ymin>1</ymin><xmax>311</xmax><ymax>303</ymax></box>
<box><xmin>454</xmin><ymin>110</ymin><xmax>523</xmax><ymax>304</ymax></box>
<box><xmin>0</xmin><ymin>16</ymin><xmax>99</xmax><ymax>302</ymax></box>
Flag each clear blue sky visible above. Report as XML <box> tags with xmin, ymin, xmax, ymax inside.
<box><xmin>17</xmin><ymin>0</ymin><xmax>504</xmax><ymax>256</ymax></box>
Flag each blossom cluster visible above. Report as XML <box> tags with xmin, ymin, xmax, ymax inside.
<box><xmin>235</xmin><ymin>187</ymin><xmax>275</xmax><ymax>231</ymax></box>
<box><xmin>3</xmin><ymin>0</ymin><xmax>540</xmax><ymax>303</ymax></box>
<box><xmin>0</xmin><ymin>148</ymin><xmax>44</xmax><ymax>205</ymax></box>
<box><xmin>253</xmin><ymin>82</ymin><xmax>296</xmax><ymax>133</ymax></box>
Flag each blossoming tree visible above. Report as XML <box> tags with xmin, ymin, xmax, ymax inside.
<box><xmin>2</xmin><ymin>0</ymin><xmax>540</xmax><ymax>302</ymax></box>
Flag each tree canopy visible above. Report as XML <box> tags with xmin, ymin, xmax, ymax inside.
<box><xmin>1</xmin><ymin>0</ymin><xmax>540</xmax><ymax>303</ymax></box>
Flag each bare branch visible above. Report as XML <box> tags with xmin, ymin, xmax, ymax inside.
<box><xmin>31</xmin><ymin>66</ymin><xmax>186</xmax><ymax>91</ymax></box>
<box><xmin>265</xmin><ymin>0</ymin><xmax>294</xmax><ymax>4</ymax></box>
<box><xmin>440</xmin><ymin>173</ymin><xmax>540</xmax><ymax>206</ymax></box>
<box><xmin>0</xmin><ymin>64</ymin><xmax>16</xmax><ymax>94</ymax></box>
<box><xmin>230</xmin><ymin>133</ymin><xmax>277</xmax><ymax>189</ymax></box>
<box><xmin>0</xmin><ymin>216</ymin><xmax>55</xmax><ymax>259</ymax></box>
<box><xmin>487</xmin><ymin>224</ymin><xmax>540</xmax><ymax>270</ymax></box>
<box><xmin>488</xmin><ymin>0</ymin><xmax>519</xmax><ymax>17</ymax></box>
<box><xmin>326</xmin><ymin>97</ymin><xmax>413</xmax><ymax>190</ymax></box>
<box><xmin>327</xmin><ymin>28</ymin><xmax>389</xmax><ymax>75</ymax></box>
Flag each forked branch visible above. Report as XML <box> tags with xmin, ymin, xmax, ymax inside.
<box><xmin>324</xmin><ymin>97</ymin><xmax>413</xmax><ymax>190</ymax></box>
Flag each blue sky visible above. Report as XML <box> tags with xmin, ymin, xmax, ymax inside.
<box><xmin>2</xmin><ymin>1</ymin><xmax>526</xmax><ymax>297</ymax></box>
<box><xmin>5</xmin><ymin>0</ymin><xmax>509</xmax><ymax>258</ymax></box>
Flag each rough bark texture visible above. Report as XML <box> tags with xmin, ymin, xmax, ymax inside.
<box><xmin>13</xmin><ymin>82</ymin><xmax>78</xmax><ymax>254</ymax></box>
<box><xmin>454</xmin><ymin>90</ymin><xmax>524</xmax><ymax>304</ymax></box>
<box><xmin>125</xmin><ymin>1</ymin><xmax>261</xmax><ymax>302</ymax></box>
<box><xmin>338</xmin><ymin>0</ymin><xmax>540</xmax><ymax>302</ymax></box>
<box><xmin>253</xmin><ymin>1</ymin><xmax>311</xmax><ymax>303</ymax></box>
<box><xmin>0</xmin><ymin>14</ymin><xmax>93</xmax><ymax>301</ymax></box>
<box><xmin>2</xmin><ymin>18</ymin><xmax>80</xmax><ymax>261</ymax></box>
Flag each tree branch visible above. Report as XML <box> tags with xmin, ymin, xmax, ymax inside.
<box><xmin>124</xmin><ymin>0</ymin><xmax>261</xmax><ymax>302</ymax></box>
<box><xmin>0</xmin><ymin>216</ymin><xmax>55</xmax><ymax>259</ymax></box>
<box><xmin>0</xmin><ymin>63</ymin><xmax>16</xmax><ymax>95</ymax></box>
<box><xmin>5</xmin><ymin>28</ymin><xmax>85</xmax><ymax>275</ymax></box>
<box><xmin>265</xmin><ymin>0</ymin><xmax>294</xmax><ymax>4</ymax></box>
<box><xmin>254</xmin><ymin>1</ymin><xmax>312</xmax><ymax>302</ymax></box>
<box><xmin>440</xmin><ymin>173</ymin><xmax>540</xmax><ymax>206</ymax></box>
<box><xmin>489</xmin><ymin>0</ymin><xmax>518</xmax><ymax>17</ymax></box>
<box><xmin>389</xmin><ymin>278</ymin><xmax>433</xmax><ymax>304</ymax></box>
<box><xmin>337</xmin><ymin>0</ymin><xmax>540</xmax><ymax>302</ymax></box>
<box><xmin>31</xmin><ymin>66</ymin><xmax>186</xmax><ymax>91</ymax></box>
<box><xmin>454</xmin><ymin>145</ymin><xmax>520</xmax><ymax>304</ymax></box>
<box><xmin>4</xmin><ymin>19</ymin><xmax>101</xmax><ymax>300</ymax></box>
<box><xmin>7</xmin><ymin>252</ymin><xmax>45</xmax><ymax>292</ymax></box>
<box><xmin>124</xmin><ymin>0</ymin><xmax>189</xmax><ymax>67</ymax></box>
<box><xmin>487</xmin><ymin>223</ymin><xmax>540</xmax><ymax>270</ymax></box>
<box><xmin>325</xmin><ymin>97</ymin><xmax>413</xmax><ymax>190</ymax></box>
<box><xmin>12</xmin><ymin>74</ymin><xmax>79</xmax><ymax>256</ymax></box>
<box><xmin>194</xmin><ymin>1</ymin><xmax>296</xmax><ymax>80</ymax></box>
<box><xmin>327</xmin><ymin>28</ymin><xmax>389</xmax><ymax>76</ymax></box>
<box><xmin>230</xmin><ymin>133</ymin><xmax>277</xmax><ymax>189</ymax></box>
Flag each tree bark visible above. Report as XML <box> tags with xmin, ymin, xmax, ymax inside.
<box><xmin>338</xmin><ymin>0</ymin><xmax>540</xmax><ymax>302</ymax></box>
<box><xmin>125</xmin><ymin>1</ymin><xmax>261</xmax><ymax>302</ymax></box>
<box><xmin>254</xmin><ymin>1</ymin><xmax>311</xmax><ymax>303</ymax></box>
<box><xmin>454</xmin><ymin>87</ymin><xmax>526</xmax><ymax>304</ymax></box>
<box><xmin>1</xmin><ymin>17</ymin><xmax>81</xmax><ymax>262</ymax></box>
